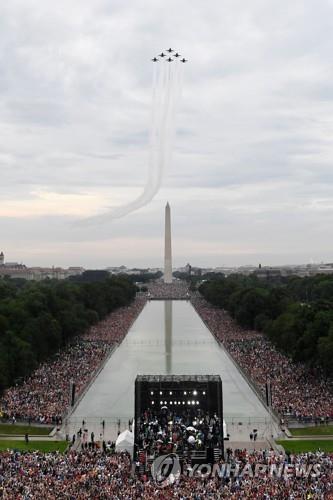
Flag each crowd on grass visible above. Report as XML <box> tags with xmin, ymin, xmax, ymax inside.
<box><xmin>147</xmin><ymin>282</ymin><xmax>190</xmax><ymax>300</ymax></box>
<box><xmin>191</xmin><ymin>296</ymin><xmax>333</xmax><ymax>421</ymax></box>
<box><xmin>136</xmin><ymin>407</ymin><xmax>222</xmax><ymax>456</ymax></box>
<box><xmin>0</xmin><ymin>448</ymin><xmax>332</xmax><ymax>499</ymax></box>
<box><xmin>83</xmin><ymin>298</ymin><xmax>146</xmax><ymax>343</ymax></box>
<box><xmin>0</xmin><ymin>298</ymin><xmax>146</xmax><ymax>425</ymax></box>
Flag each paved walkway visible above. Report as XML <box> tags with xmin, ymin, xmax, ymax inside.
<box><xmin>283</xmin><ymin>435</ymin><xmax>333</xmax><ymax>441</ymax></box>
<box><xmin>227</xmin><ymin>440</ymin><xmax>271</xmax><ymax>451</ymax></box>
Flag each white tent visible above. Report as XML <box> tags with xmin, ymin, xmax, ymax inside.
<box><xmin>115</xmin><ymin>430</ymin><xmax>134</xmax><ymax>455</ymax></box>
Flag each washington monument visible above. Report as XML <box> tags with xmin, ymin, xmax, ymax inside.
<box><xmin>164</xmin><ymin>202</ymin><xmax>172</xmax><ymax>283</ymax></box>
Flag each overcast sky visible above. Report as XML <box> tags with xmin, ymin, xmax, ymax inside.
<box><xmin>1</xmin><ymin>0</ymin><xmax>333</xmax><ymax>268</ymax></box>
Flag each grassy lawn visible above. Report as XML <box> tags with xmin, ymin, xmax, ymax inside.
<box><xmin>0</xmin><ymin>440</ymin><xmax>68</xmax><ymax>453</ymax></box>
<box><xmin>289</xmin><ymin>425</ymin><xmax>333</xmax><ymax>437</ymax></box>
<box><xmin>277</xmin><ymin>439</ymin><xmax>333</xmax><ymax>453</ymax></box>
<box><xmin>0</xmin><ymin>423</ymin><xmax>53</xmax><ymax>436</ymax></box>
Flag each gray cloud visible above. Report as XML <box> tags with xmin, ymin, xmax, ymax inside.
<box><xmin>0</xmin><ymin>0</ymin><xmax>332</xmax><ymax>266</ymax></box>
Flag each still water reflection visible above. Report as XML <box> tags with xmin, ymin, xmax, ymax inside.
<box><xmin>164</xmin><ymin>301</ymin><xmax>172</xmax><ymax>373</ymax></box>
<box><xmin>70</xmin><ymin>300</ymin><xmax>269</xmax><ymax>421</ymax></box>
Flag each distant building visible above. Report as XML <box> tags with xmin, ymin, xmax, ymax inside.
<box><xmin>253</xmin><ymin>267</ymin><xmax>282</xmax><ymax>280</ymax></box>
<box><xmin>185</xmin><ymin>263</ymin><xmax>192</xmax><ymax>275</ymax></box>
<box><xmin>0</xmin><ymin>251</ymin><xmax>84</xmax><ymax>281</ymax></box>
<box><xmin>106</xmin><ymin>266</ymin><xmax>163</xmax><ymax>276</ymax></box>
<box><xmin>192</xmin><ymin>267</ymin><xmax>202</xmax><ymax>277</ymax></box>
<box><xmin>106</xmin><ymin>266</ymin><xmax>128</xmax><ymax>275</ymax></box>
<box><xmin>68</xmin><ymin>267</ymin><xmax>85</xmax><ymax>276</ymax></box>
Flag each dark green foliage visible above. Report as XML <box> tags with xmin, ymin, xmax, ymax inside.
<box><xmin>317</xmin><ymin>325</ymin><xmax>333</xmax><ymax>374</ymax></box>
<box><xmin>68</xmin><ymin>270</ymin><xmax>110</xmax><ymax>283</ymax></box>
<box><xmin>0</xmin><ymin>277</ymin><xmax>136</xmax><ymax>393</ymax></box>
<box><xmin>200</xmin><ymin>274</ymin><xmax>333</xmax><ymax>376</ymax></box>
<box><xmin>122</xmin><ymin>271</ymin><xmax>163</xmax><ymax>283</ymax></box>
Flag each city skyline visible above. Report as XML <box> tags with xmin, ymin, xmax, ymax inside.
<box><xmin>1</xmin><ymin>246</ymin><xmax>332</xmax><ymax>272</ymax></box>
<box><xmin>1</xmin><ymin>1</ymin><xmax>333</xmax><ymax>267</ymax></box>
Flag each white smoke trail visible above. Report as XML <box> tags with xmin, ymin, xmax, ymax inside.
<box><xmin>79</xmin><ymin>58</ymin><xmax>184</xmax><ymax>224</ymax></box>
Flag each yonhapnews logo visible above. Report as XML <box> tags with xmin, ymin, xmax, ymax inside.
<box><xmin>151</xmin><ymin>453</ymin><xmax>181</xmax><ymax>485</ymax></box>
<box><xmin>150</xmin><ymin>454</ymin><xmax>321</xmax><ymax>486</ymax></box>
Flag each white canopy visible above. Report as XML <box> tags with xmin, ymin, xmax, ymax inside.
<box><xmin>115</xmin><ymin>430</ymin><xmax>134</xmax><ymax>455</ymax></box>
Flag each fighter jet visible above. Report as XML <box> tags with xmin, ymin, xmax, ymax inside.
<box><xmin>166</xmin><ymin>48</ymin><xmax>174</xmax><ymax>53</ymax></box>
<box><xmin>151</xmin><ymin>57</ymin><xmax>159</xmax><ymax>62</ymax></box>
<box><xmin>159</xmin><ymin>52</ymin><xmax>166</xmax><ymax>57</ymax></box>
<box><xmin>180</xmin><ymin>58</ymin><xmax>188</xmax><ymax>63</ymax></box>
<box><xmin>174</xmin><ymin>52</ymin><xmax>181</xmax><ymax>58</ymax></box>
<box><xmin>166</xmin><ymin>57</ymin><xmax>173</xmax><ymax>62</ymax></box>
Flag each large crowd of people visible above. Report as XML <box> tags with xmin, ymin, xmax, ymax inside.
<box><xmin>191</xmin><ymin>296</ymin><xmax>333</xmax><ymax>421</ymax></box>
<box><xmin>0</xmin><ymin>286</ymin><xmax>332</xmax><ymax>497</ymax></box>
<box><xmin>84</xmin><ymin>299</ymin><xmax>146</xmax><ymax>343</ymax></box>
<box><xmin>0</xmin><ymin>298</ymin><xmax>146</xmax><ymax>424</ymax></box>
<box><xmin>0</xmin><ymin>447</ymin><xmax>331</xmax><ymax>498</ymax></box>
<box><xmin>4</xmin><ymin>289</ymin><xmax>330</xmax><ymax>424</ymax></box>
<box><xmin>0</xmin><ymin>340</ymin><xmax>109</xmax><ymax>425</ymax></box>
<box><xmin>136</xmin><ymin>407</ymin><xmax>222</xmax><ymax>457</ymax></box>
<box><xmin>147</xmin><ymin>281</ymin><xmax>190</xmax><ymax>300</ymax></box>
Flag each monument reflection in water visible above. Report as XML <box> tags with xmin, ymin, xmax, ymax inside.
<box><xmin>164</xmin><ymin>300</ymin><xmax>172</xmax><ymax>373</ymax></box>
<box><xmin>68</xmin><ymin>301</ymin><xmax>270</xmax><ymax>432</ymax></box>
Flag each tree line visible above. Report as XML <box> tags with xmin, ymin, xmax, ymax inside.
<box><xmin>0</xmin><ymin>276</ymin><xmax>136</xmax><ymax>393</ymax></box>
<box><xmin>68</xmin><ymin>270</ymin><xmax>163</xmax><ymax>285</ymax></box>
<box><xmin>199</xmin><ymin>274</ymin><xmax>333</xmax><ymax>376</ymax></box>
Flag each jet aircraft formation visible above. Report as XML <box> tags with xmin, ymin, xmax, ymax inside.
<box><xmin>152</xmin><ymin>48</ymin><xmax>188</xmax><ymax>63</ymax></box>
